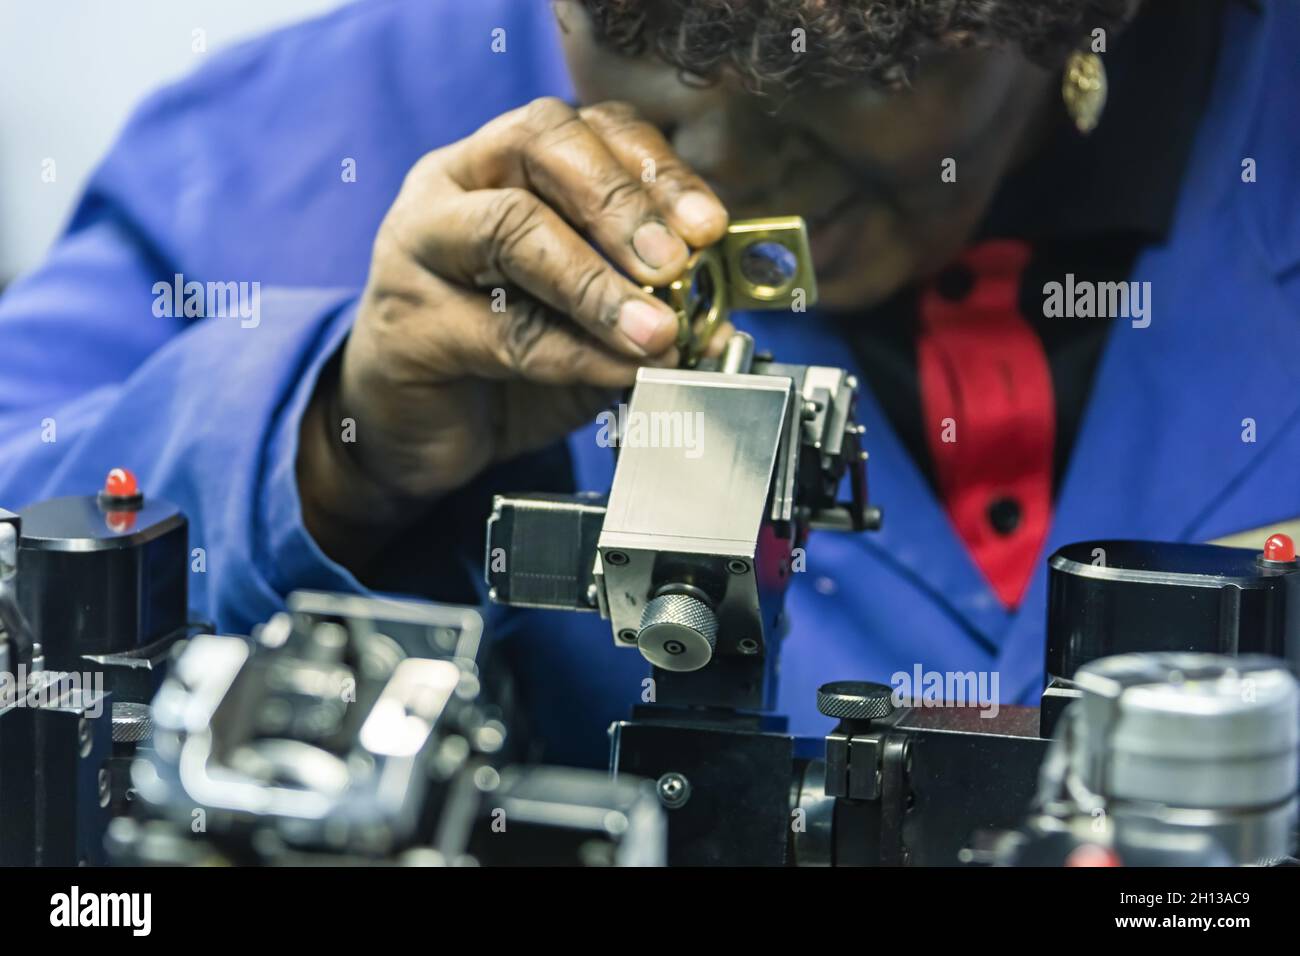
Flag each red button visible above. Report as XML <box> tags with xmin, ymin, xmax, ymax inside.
<box><xmin>104</xmin><ymin>467</ymin><xmax>139</xmax><ymax>498</ymax></box>
<box><xmin>1264</xmin><ymin>533</ymin><xmax>1296</xmax><ymax>563</ymax></box>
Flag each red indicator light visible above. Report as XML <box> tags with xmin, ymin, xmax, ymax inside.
<box><xmin>1264</xmin><ymin>533</ymin><xmax>1296</xmax><ymax>563</ymax></box>
<box><xmin>104</xmin><ymin>467</ymin><xmax>139</xmax><ymax>498</ymax></box>
<box><xmin>1065</xmin><ymin>844</ymin><xmax>1121</xmax><ymax>867</ymax></box>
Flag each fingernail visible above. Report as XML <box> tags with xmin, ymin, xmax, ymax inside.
<box><xmin>675</xmin><ymin>191</ymin><xmax>724</xmax><ymax>232</ymax></box>
<box><xmin>619</xmin><ymin>298</ymin><xmax>676</xmax><ymax>350</ymax></box>
<box><xmin>632</xmin><ymin>220</ymin><xmax>687</xmax><ymax>270</ymax></box>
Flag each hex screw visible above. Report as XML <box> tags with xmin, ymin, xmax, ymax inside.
<box><xmin>656</xmin><ymin>772</ymin><xmax>691</xmax><ymax>809</ymax></box>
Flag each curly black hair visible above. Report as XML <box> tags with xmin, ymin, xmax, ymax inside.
<box><xmin>577</xmin><ymin>0</ymin><xmax>1134</xmax><ymax>92</ymax></box>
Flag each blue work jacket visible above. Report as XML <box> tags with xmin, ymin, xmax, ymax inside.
<box><xmin>1</xmin><ymin>0</ymin><xmax>1297</xmax><ymax>766</ymax></box>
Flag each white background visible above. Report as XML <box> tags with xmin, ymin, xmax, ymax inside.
<box><xmin>0</xmin><ymin>0</ymin><xmax>351</xmax><ymax>284</ymax></box>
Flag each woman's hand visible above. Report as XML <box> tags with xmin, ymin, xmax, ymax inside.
<box><xmin>298</xmin><ymin>98</ymin><xmax>730</xmax><ymax>571</ymax></box>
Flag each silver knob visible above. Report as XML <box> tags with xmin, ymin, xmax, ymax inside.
<box><xmin>637</xmin><ymin>593</ymin><xmax>717</xmax><ymax>672</ymax></box>
<box><xmin>111</xmin><ymin>701</ymin><xmax>153</xmax><ymax>743</ymax></box>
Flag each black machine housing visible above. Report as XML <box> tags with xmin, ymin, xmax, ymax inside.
<box><xmin>616</xmin><ymin>534</ymin><xmax>1300</xmax><ymax>865</ymax></box>
<box><xmin>0</xmin><ymin>481</ymin><xmax>191</xmax><ymax>865</ymax></box>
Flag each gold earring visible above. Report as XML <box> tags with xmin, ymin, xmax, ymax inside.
<box><xmin>1062</xmin><ymin>50</ymin><xmax>1107</xmax><ymax>135</ymax></box>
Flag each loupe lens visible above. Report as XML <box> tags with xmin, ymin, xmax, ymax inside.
<box><xmin>739</xmin><ymin>240</ymin><xmax>798</xmax><ymax>289</ymax></box>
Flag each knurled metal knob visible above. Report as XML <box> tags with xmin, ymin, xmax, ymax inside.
<box><xmin>816</xmin><ymin>681</ymin><xmax>896</xmax><ymax>721</ymax></box>
<box><xmin>111</xmin><ymin>701</ymin><xmax>153</xmax><ymax>743</ymax></box>
<box><xmin>637</xmin><ymin>593</ymin><xmax>717</xmax><ymax>672</ymax></box>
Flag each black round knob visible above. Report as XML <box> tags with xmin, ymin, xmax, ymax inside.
<box><xmin>816</xmin><ymin>681</ymin><xmax>896</xmax><ymax>721</ymax></box>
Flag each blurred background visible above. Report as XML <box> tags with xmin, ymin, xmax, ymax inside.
<box><xmin>0</xmin><ymin>0</ymin><xmax>352</xmax><ymax>286</ymax></box>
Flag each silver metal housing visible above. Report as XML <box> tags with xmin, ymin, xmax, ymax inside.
<box><xmin>1065</xmin><ymin>652</ymin><xmax>1299</xmax><ymax>864</ymax></box>
<box><xmin>597</xmin><ymin>367</ymin><xmax>792</xmax><ymax>660</ymax></box>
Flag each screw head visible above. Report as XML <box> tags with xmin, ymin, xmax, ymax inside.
<box><xmin>656</xmin><ymin>772</ymin><xmax>691</xmax><ymax>809</ymax></box>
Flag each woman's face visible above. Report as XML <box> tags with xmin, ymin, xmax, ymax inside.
<box><xmin>555</xmin><ymin>2</ymin><xmax>1056</xmax><ymax>309</ymax></box>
